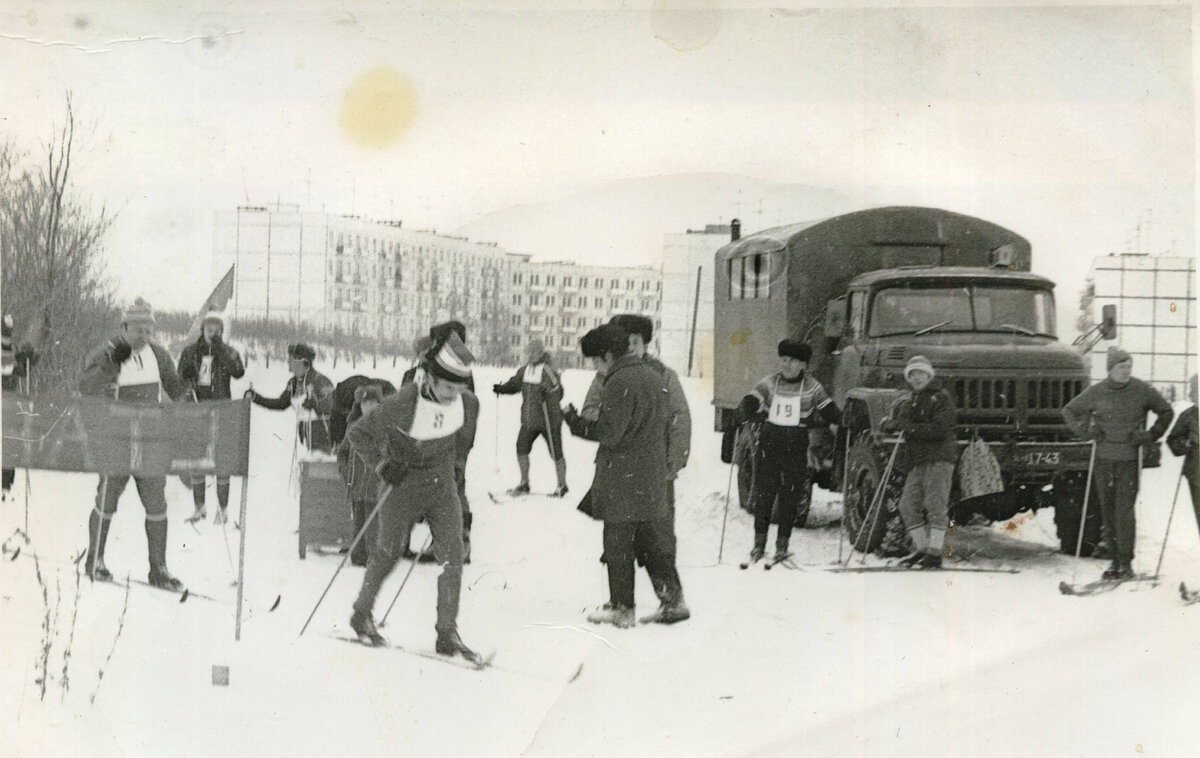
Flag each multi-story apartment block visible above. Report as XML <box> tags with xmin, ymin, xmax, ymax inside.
<box><xmin>1082</xmin><ymin>253</ymin><xmax>1197</xmax><ymax>400</ymax></box>
<box><xmin>213</xmin><ymin>204</ymin><xmax>663</xmax><ymax>366</ymax></box>
<box><xmin>659</xmin><ymin>223</ymin><xmax>729</xmax><ymax>378</ymax></box>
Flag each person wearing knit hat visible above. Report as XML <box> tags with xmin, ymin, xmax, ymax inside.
<box><xmin>79</xmin><ymin>298</ymin><xmax>190</xmax><ymax>591</ymax></box>
<box><xmin>345</xmin><ymin>329</ymin><xmax>482</xmax><ymax>663</ymax></box>
<box><xmin>883</xmin><ymin>355</ymin><xmax>958</xmax><ymax>569</ymax></box>
<box><xmin>736</xmin><ymin>338</ymin><xmax>840</xmax><ymax>565</ymax></box>
<box><xmin>1064</xmin><ymin>348</ymin><xmax>1173</xmax><ymax>580</ymax></box>
<box><xmin>246</xmin><ymin>341</ymin><xmax>336</xmax><ymax>454</ymax></box>
<box><xmin>1166</xmin><ymin>374</ymin><xmax>1200</xmax><ymax>544</ymax></box>
<box><xmin>177</xmin><ymin>311</ymin><xmax>246</xmax><ymax>524</ymax></box>
<box><xmin>493</xmin><ymin>336</ymin><xmax>568</xmax><ymax>497</ymax></box>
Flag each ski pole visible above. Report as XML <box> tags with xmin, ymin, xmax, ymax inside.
<box><xmin>717</xmin><ymin>447</ymin><xmax>735</xmax><ymax>564</ymax></box>
<box><xmin>89</xmin><ymin>476</ymin><xmax>109</xmax><ymax>582</ymax></box>
<box><xmin>842</xmin><ymin>432</ymin><xmax>902</xmax><ymax>568</ymax></box>
<box><xmin>857</xmin><ymin>433</ymin><xmax>901</xmax><ymax>565</ymax></box>
<box><xmin>493</xmin><ymin>392</ymin><xmax>500</xmax><ymax>473</ymax></box>
<box><xmin>541</xmin><ymin>401</ymin><xmax>558</xmax><ymax>462</ymax></box>
<box><xmin>1152</xmin><ymin>465</ymin><xmax>1186</xmax><ymax>581</ymax></box>
<box><xmin>298</xmin><ymin>483</ymin><xmax>393</xmax><ymax>637</ymax></box>
<box><xmin>1072</xmin><ymin>441</ymin><xmax>1098</xmax><ymax>560</ymax></box>
<box><xmin>380</xmin><ymin>532</ymin><xmax>433</xmax><ymax>627</ymax></box>
<box><xmin>837</xmin><ymin>428</ymin><xmax>851</xmax><ymax>565</ymax></box>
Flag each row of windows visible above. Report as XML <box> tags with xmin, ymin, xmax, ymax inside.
<box><xmin>510</xmin><ymin>272</ymin><xmax>661</xmax><ymax>292</ymax></box>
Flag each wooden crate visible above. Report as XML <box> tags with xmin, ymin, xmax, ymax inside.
<box><xmin>298</xmin><ymin>460</ymin><xmax>352</xmax><ymax>559</ymax></box>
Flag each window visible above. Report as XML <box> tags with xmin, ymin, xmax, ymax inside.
<box><xmin>728</xmin><ymin>253</ymin><xmax>773</xmax><ymax>300</ymax></box>
<box><xmin>511</xmin><ymin>314</ymin><xmax>522</xmax><ymax>326</ymax></box>
<box><xmin>564</xmin><ymin>277</ymin><xmax>572</xmax><ymax>287</ymax></box>
<box><xmin>564</xmin><ymin>295</ymin><xmax>572</xmax><ymax>307</ymax></box>
<box><xmin>531</xmin><ymin>294</ymin><xmax>540</xmax><ymax>306</ymax></box>
<box><xmin>848</xmin><ymin>291</ymin><xmax>866</xmax><ymax>338</ymax></box>
<box><xmin>511</xmin><ymin>335</ymin><xmax>520</xmax><ymax>346</ymax></box>
<box><xmin>595</xmin><ymin>278</ymin><xmax>603</xmax><ymax>288</ymax></box>
<box><xmin>548</xmin><ymin>275</ymin><xmax>556</xmax><ymax>286</ymax></box>
<box><xmin>513</xmin><ymin>294</ymin><xmax>522</xmax><ymax>305</ymax></box>
<box><xmin>533</xmin><ymin>314</ymin><xmax>541</xmax><ymax>326</ymax></box>
<box><xmin>611</xmin><ymin>279</ymin><xmax>619</xmax><ymax>289</ymax></box>
<box><xmin>595</xmin><ymin>297</ymin><xmax>603</xmax><ymax>308</ymax></box>
<box><xmin>547</xmin><ymin>296</ymin><xmax>555</xmax><ymax>306</ymax></box>
<box><xmin>546</xmin><ymin>336</ymin><xmax>555</xmax><ymax>347</ymax></box>
<box><xmin>546</xmin><ymin>316</ymin><xmax>554</xmax><ymax>328</ymax></box>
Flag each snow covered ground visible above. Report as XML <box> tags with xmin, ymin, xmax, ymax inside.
<box><xmin>3</xmin><ymin>360</ymin><xmax>1199</xmax><ymax>757</ymax></box>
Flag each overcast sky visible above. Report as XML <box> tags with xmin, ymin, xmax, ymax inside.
<box><xmin>2</xmin><ymin>1</ymin><xmax>1194</xmax><ymax>337</ymax></box>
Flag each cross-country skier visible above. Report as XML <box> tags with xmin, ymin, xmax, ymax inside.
<box><xmin>564</xmin><ymin>323</ymin><xmax>673</xmax><ymax>628</ymax></box>
<box><xmin>177</xmin><ymin>312</ymin><xmax>245</xmax><ymax>523</ymax></box>
<box><xmin>493</xmin><ymin>338</ymin><xmax>568</xmax><ymax>497</ymax></box>
<box><xmin>737</xmin><ymin>340</ymin><xmax>840</xmax><ymax>565</ymax></box>
<box><xmin>80</xmin><ymin>299</ymin><xmax>189</xmax><ymax>590</ymax></box>
<box><xmin>1063</xmin><ymin>346</ymin><xmax>1174</xmax><ymax>580</ymax></box>
<box><xmin>2</xmin><ymin>313</ymin><xmax>37</xmax><ymax>499</ymax></box>
<box><xmin>882</xmin><ymin>355</ymin><xmax>958</xmax><ymax>569</ymax></box>
<box><xmin>337</xmin><ymin>384</ymin><xmax>387</xmax><ymax>567</ymax></box>
<box><xmin>1166</xmin><ymin>374</ymin><xmax>1199</xmax><ymax>539</ymax></box>
<box><xmin>245</xmin><ymin>342</ymin><xmax>335</xmax><ymax>454</ymax></box>
<box><xmin>346</xmin><ymin>332</ymin><xmax>481</xmax><ymax>662</ymax></box>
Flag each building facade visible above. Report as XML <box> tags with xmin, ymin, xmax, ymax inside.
<box><xmin>1084</xmin><ymin>253</ymin><xmax>1197</xmax><ymax>400</ymax></box>
<box><xmin>659</xmin><ymin>224</ymin><xmax>728</xmax><ymax>378</ymax></box>
<box><xmin>213</xmin><ymin>204</ymin><xmax>663</xmax><ymax>366</ymax></box>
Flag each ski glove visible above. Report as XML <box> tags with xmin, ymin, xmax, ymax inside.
<box><xmin>243</xmin><ymin>389</ymin><xmax>258</xmax><ymax>401</ymax></box>
<box><xmin>376</xmin><ymin>460</ymin><xmax>409</xmax><ymax>486</ymax></box>
<box><xmin>14</xmin><ymin>344</ymin><xmax>38</xmax><ymax>367</ymax></box>
<box><xmin>492</xmin><ymin>383</ymin><xmax>503</xmax><ymax>394</ymax></box>
<box><xmin>110</xmin><ymin>340</ymin><xmax>132</xmax><ymax>364</ymax></box>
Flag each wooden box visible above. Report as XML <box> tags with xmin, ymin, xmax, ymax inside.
<box><xmin>298</xmin><ymin>460</ymin><xmax>352</xmax><ymax>559</ymax></box>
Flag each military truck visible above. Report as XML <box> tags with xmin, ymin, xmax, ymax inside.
<box><xmin>713</xmin><ymin>206</ymin><xmax>1111</xmax><ymax>555</ymax></box>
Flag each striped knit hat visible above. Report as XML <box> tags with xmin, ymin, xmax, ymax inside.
<box><xmin>425</xmin><ymin>331</ymin><xmax>474</xmax><ymax>384</ymax></box>
<box><xmin>122</xmin><ymin>298</ymin><xmax>156</xmax><ymax>326</ymax></box>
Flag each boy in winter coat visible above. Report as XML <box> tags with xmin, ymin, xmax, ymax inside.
<box><xmin>1165</xmin><ymin>374</ymin><xmax>1198</xmax><ymax>539</ymax></box>
<box><xmin>79</xmin><ymin>299</ymin><xmax>189</xmax><ymax>590</ymax></box>
<box><xmin>882</xmin><ymin>355</ymin><xmax>958</xmax><ymax>569</ymax></box>
<box><xmin>346</xmin><ymin>333</ymin><xmax>481</xmax><ymax>663</ymax></box>
<box><xmin>738</xmin><ymin>340</ymin><xmax>840</xmax><ymax>564</ymax></box>
<box><xmin>177</xmin><ymin>312</ymin><xmax>246</xmax><ymax>523</ymax></box>
<box><xmin>246</xmin><ymin>342</ymin><xmax>335</xmax><ymax>454</ymax></box>
<box><xmin>494</xmin><ymin>338</ymin><xmax>568</xmax><ymax>496</ymax></box>
<box><xmin>2</xmin><ymin>313</ymin><xmax>37</xmax><ymax>498</ymax></box>
<box><xmin>564</xmin><ymin>324</ymin><xmax>674</xmax><ymax>629</ymax></box>
<box><xmin>1063</xmin><ymin>347</ymin><xmax>1173</xmax><ymax>580</ymax></box>
<box><xmin>337</xmin><ymin>384</ymin><xmax>386</xmax><ymax>567</ymax></box>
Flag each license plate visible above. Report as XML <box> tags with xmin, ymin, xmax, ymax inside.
<box><xmin>1015</xmin><ymin>450</ymin><xmax>1061</xmax><ymax>466</ymax></box>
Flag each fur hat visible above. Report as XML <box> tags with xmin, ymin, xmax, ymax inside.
<box><xmin>581</xmin><ymin>324</ymin><xmax>629</xmax><ymax>360</ymax></box>
<box><xmin>425</xmin><ymin>331</ymin><xmax>474</xmax><ymax>384</ymax></box>
<box><xmin>288</xmin><ymin>343</ymin><xmax>316</xmax><ymax>363</ymax></box>
<box><xmin>354</xmin><ymin>384</ymin><xmax>385</xmax><ymax>404</ymax></box>
<box><xmin>904</xmin><ymin>354</ymin><xmax>935</xmax><ymax>380</ymax></box>
<box><xmin>777</xmin><ymin>339</ymin><xmax>812</xmax><ymax>362</ymax></box>
<box><xmin>1106</xmin><ymin>346</ymin><xmax>1132</xmax><ymax>371</ymax></box>
<box><xmin>201</xmin><ymin>311</ymin><xmax>226</xmax><ymax>335</ymax></box>
<box><xmin>122</xmin><ymin>298</ymin><xmax>156</xmax><ymax>326</ymax></box>
<box><xmin>610</xmin><ymin>314</ymin><xmax>653</xmax><ymax>343</ymax></box>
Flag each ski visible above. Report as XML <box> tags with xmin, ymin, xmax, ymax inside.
<box><xmin>764</xmin><ymin>552</ymin><xmax>796</xmax><ymax>571</ymax></box>
<box><xmin>827</xmin><ymin>565</ymin><xmax>1019</xmax><ymax>574</ymax></box>
<box><xmin>1058</xmin><ymin>574</ymin><xmax>1157</xmax><ymax>597</ymax></box>
<box><xmin>488</xmin><ymin>490</ymin><xmax>553</xmax><ymax>503</ymax></box>
<box><xmin>330</xmin><ymin>633</ymin><xmax>494</xmax><ymax>671</ymax></box>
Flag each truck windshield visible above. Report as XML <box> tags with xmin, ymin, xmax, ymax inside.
<box><xmin>868</xmin><ymin>283</ymin><xmax>1056</xmax><ymax>338</ymax></box>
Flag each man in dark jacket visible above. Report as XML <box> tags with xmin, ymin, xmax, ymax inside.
<box><xmin>2</xmin><ymin>313</ymin><xmax>37</xmax><ymax>499</ymax></box>
<box><xmin>246</xmin><ymin>342</ymin><xmax>335</xmax><ymax>453</ymax></box>
<box><xmin>883</xmin><ymin>355</ymin><xmax>958</xmax><ymax>569</ymax></box>
<box><xmin>1063</xmin><ymin>346</ymin><xmax>1174</xmax><ymax>580</ymax></box>
<box><xmin>346</xmin><ymin>332</ymin><xmax>481</xmax><ymax>664</ymax></box>
<box><xmin>1166</xmin><ymin>375</ymin><xmax>1198</xmax><ymax>539</ymax></box>
<box><xmin>177</xmin><ymin>311</ymin><xmax>245</xmax><ymax>523</ymax></box>
<box><xmin>494</xmin><ymin>338</ymin><xmax>568</xmax><ymax>496</ymax></box>
<box><xmin>338</xmin><ymin>384</ymin><xmax>387</xmax><ymax>567</ymax></box>
<box><xmin>80</xmin><ymin>299</ymin><xmax>189</xmax><ymax>590</ymax></box>
<box><xmin>564</xmin><ymin>324</ymin><xmax>673</xmax><ymax>629</ymax></box>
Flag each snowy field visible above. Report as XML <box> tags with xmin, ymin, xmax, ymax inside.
<box><xmin>2</xmin><ymin>360</ymin><xmax>1199</xmax><ymax>757</ymax></box>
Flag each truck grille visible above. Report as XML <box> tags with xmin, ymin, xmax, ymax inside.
<box><xmin>952</xmin><ymin>378</ymin><xmax>1016</xmax><ymax>410</ymax></box>
<box><xmin>1028</xmin><ymin>379</ymin><xmax>1084</xmax><ymax>410</ymax></box>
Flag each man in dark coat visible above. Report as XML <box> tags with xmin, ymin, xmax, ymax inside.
<box><xmin>1063</xmin><ymin>346</ymin><xmax>1174</xmax><ymax>580</ymax></box>
<box><xmin>346</xmin><ymin>332</ymin><xmax>481</xmax><ymax>663</ymax></box>
<box><xmin>1166</xmin><ymin>374</ymin><xmax>1198</xmax><ymax>539</ymax></box>
<box><xmin>564</xmin><ymin>324</ymin><xmax>673</xmax><ymax>629</ymax></box>
<box><xmin>80</xmin><ymin>298</ymin><xmax>189</xmax><ymax>590</ymax></box>
<box><xmin>494</xmin><ymin>338</ymin><xmax>568</xmax><ymax>496</ymax></box>
<box><xmin>883</xmin><ymin>355</ymin><xmax>958</xmax><ymax>569</ymax></box>
<box><xmin>246</xmin><ymin>342</ymin><xmax>335</xmax><ymax>453</ymax></box>
<box><xmin>2</xmin><ymin>313</ymin><xmax>37</xmax><ymax>499</ymax></box>
<box><xmin>177</xmin><ymin>311</ymin><xmax>245</xmax><ymax>523</ymax></box>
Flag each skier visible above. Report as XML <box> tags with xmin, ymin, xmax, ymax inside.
<box><xmin>176</xmin><ymin>312</ymin><xmax>245</xmax><ymax>523</ymax></box>
<box><xmin>493</xmin><ymin>338</ymin><xmax>568</xmax><ymax>497</ymax></box>
<box><xmin>346</xmin><ymin>332</ymin><xmax>481</xmax><ymax>662</ymax></box>
<box><xmin>1063</xmin><ymin>346</ymin><xmax>1174</xmax><ymax>580</ymax></box>
<box><xmin>1</xmin><ymin>314</ymin><xmax>38</xmax><ymax>499</ymax></box>
<box><xmin>736</xmin><ymin>340</ymin><xmax>840</xmax><ymax>565</ymax></box>
<box><xmin>337</xmin><ymin>384</ymin><xmax>387</xmax><ymax>567</ymax></box>
<box><xmin>882</xmin><ymin>355</ymin><xmax>958</xmax><ymax>569</ymax></box>
<box><xmin>79</xmin><ymin>299</ymin><xmax>189</xmax><ymax>590</ymax></box>
<box><xmin>1166</xmin><ymin>374</ymin><xmax>1198</xmax><ymax>539</ymax></box>
<box><xmin>563</xmin><ymin>323</ymin><xmax>673</xmax><ymax>628</ymax></box>
<box><xmin>245</xmin><ymin>342</ymin><xmax>335</xmax><ymax>454</ymax></box>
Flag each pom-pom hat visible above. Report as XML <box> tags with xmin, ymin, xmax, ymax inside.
<box><xmin>425</xmin><ymin>331</ymin><xmax>474</xmax><ymax>384</ymax></box>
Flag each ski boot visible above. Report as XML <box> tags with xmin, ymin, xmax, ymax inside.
<box><xmin>186</xmin><ymin>505</ymin><xmax>207</xmax><ymax>524</ymax></box>
<box><xmin>1101</xmin><ymin>561</ymin><xmax>1121</xmax><ymax>581</ymax></box>
<box><xmin>84</xmin><ymin>552</ymin><xmax>113</xmax><ymax>582</ymax></box>
<box><xmin>916</xmin><ymin>552</ymin><xmax>942</xmax><ymax>570</ymax></box>
<box><xmin>351</xmin><ymin>611</ymin><xmax>387</xmax><ymax>647</ymax></box>
<box><xmin>213</xmin><ymin>508</ymin><xmax>228</xmax><ymax>525</ymax></box>
<box><xmin>550</xmin><ymin>485</ymin><xmax>569</xmax><ymax>498</ymax></box>
<box><xmin>435</xmin><ymin>628</ymin><xmax>482</xmax><ymax>665</ymax></box>
<box><xmin>640</xmin><ymin>601</ymin><xmax>690</xmax><ymax>625</ymax></box>
<box><xmin>148</xmin><ymin>566</ymin><xmax>185</xmax><ymax>592</ymax></box>
<box><xmin>748</xmin><ymin>546</ymin><xmax>765</xmax><ymax>562</ymax></box>
<box><xmin>506</xmin><ymin>482</ymin><xmax>531</xmax><ymax>496</ymax></box>
<box><xmin>1114</xmin><ymin>563</ymin><xmax>1135</xmax><ymax>581</ymax></box>
<box><xmin>587</xmin><ymin>603</ymin><xmax>636</xmax><ymax>629</ymax></box>
<box><xmin>899</xmin><ymin>551</ymin><xmax>924</xmax><ymax>569</ymax></box>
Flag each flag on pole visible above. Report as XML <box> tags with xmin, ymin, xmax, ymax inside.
<box><xmin>173</xmin><ymin>265</ymin><xmax>236</xmax><ymax>352</ymax></box>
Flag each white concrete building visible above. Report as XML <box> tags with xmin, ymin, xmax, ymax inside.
<box><xmin>659</xmin><ymin>223</ymin><xmax>729</xmax><ymax>378</ymax></box>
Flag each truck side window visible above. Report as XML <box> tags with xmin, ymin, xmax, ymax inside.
<box><xmin>849</xmin><ymin>291</ymin><xmax>866</xmax><ymax>337</ymax></box>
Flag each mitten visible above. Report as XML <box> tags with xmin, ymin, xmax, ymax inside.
<box><xmin>376</xmin><ymin>460</ymin><xmax>409</xmax><ymax>486</ymax></box>
<box><xmin>110</xmin><ymin>339</ymin><xmax>132</xmax><ymax>364</ymax></box>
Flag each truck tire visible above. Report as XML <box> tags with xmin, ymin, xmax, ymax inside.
<box><xmin>1052</xmin><ymin>476</ymin><xmax>1103</xmax><ymax>557</ymax></box>
<box><xmin>843</xmin><ymin>438</ymin><xmax>893</xmax><ymax>553</ymax></box>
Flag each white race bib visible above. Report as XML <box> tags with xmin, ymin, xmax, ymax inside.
<box><xmin>198</xmin><ymin>355</ymin><xmax>214</xmax><ymax>386</ymax></box>
<box><xmin>409</xmin><ymin>394</ymin><xmax>464</xmax><ymax>441</ymax></box>
<box><xmin>768</xmin><ymin>394</ymin><xmax>803</xmax><ymax>426</ymax></box>
<box><xmin>116</xmin><ymin>345</ymin><xmax>162</xmax><ymax>402</ymax></box>
<box><xmin>523</xmin><ymin>364</ymin><xmax>544</xmax><ymax>384</ymax></box>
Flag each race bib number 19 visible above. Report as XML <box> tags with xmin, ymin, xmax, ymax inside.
<box><xmin>768</xmin><ymin>394</ymin><xmax>802</xmax><ymax>427</ymax></box>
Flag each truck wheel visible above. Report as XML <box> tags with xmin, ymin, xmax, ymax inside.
<box><xmin>1053</xmin><ymin>476</ymin><xmax>1103</xmax><ymax>557</ymax></box>
<box><xmin>843</xmin><ymin>438</ymin><xmax>892</xmax><ymax>553</ymax></box>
